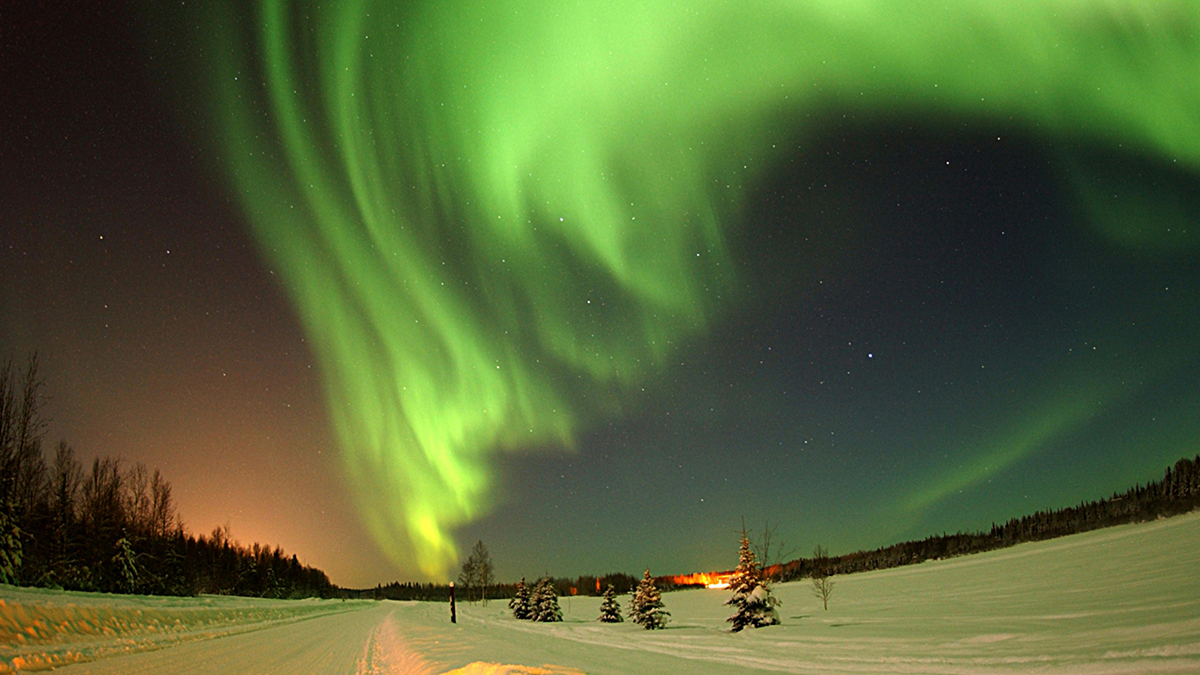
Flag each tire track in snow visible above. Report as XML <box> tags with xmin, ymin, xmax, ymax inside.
<box><xmin>356</xmin><ymin>608</ymin><xmax>439</xmax><ymax>675</ymax></box>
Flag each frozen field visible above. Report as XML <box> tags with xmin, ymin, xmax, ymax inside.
<box><xmin>3</xmin><ymin>511</ymin><xmax>1198</xmax><ymax>674</ymax></box>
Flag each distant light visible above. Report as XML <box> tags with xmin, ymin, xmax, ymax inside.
<box><xmin>868</xmin><ymin>353</ymin><xmax>874</xmax><ymax>358</ymax></box>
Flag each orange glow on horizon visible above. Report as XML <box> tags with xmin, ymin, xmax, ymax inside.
<box><xmin>667</xmin><ymin>571</ymin><xmax>732</xmax><ymax>588</ymax></box>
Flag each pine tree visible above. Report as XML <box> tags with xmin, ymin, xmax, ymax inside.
<box><xmin>531</xmin><ymin>576</ymin><xmax>562</xmax><ymax>622</ymax></box>
<box><xmin>509</xmin><ymin>576</ymin><xmax>533</xmax><ymax>620</ymax></box>
<box><xmin>264</xmin><ymin>564</ymin><xmax>282</xmax><ymax>599</ymax></box>
<box><xmin>726</xmin><ymin>527</ymin><xmax>780</xmax><ymax>631</ymax></box>
<box><xmin>236</xmin><ymin>556</ymin><xmax>259</xmax><ymax>596</ymax></box>
<box><xmin>629</xmin><ymin>570</ymin><xmax>669</xmax><ymax>629</ymax></box>
<box><xmin>160</xmin><ymin>541</ymin><xmax>187</xmax><ymax>596</ymax></box>
<box><xmin>112</xmin><ymin>535</ymin><xmax>139</xmax><ymax>595</ymax></box>
<box><xmin>0</xmin><ymin>501</ymin><xmax>22</xmax><ymax>585</ymax></box>
<box><xmin>598</xmin><ymin>583</ymin><xmax>623</xmax><ymax>622</ymax></box>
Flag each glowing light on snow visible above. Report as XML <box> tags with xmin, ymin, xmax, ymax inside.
<box><xmin>440</xmin><ymin>664</ymin><xmax>587</xmax><ymax>675</ymax></box>
<box><xmin>162</xmin><ymin>0</ymin><xmax>1200</xmax><ymax>578</ymax></box>
<box><xmin>670</xmin><ymin>571</ymin><xmax>733</xmax><ymax>588</ymax></box>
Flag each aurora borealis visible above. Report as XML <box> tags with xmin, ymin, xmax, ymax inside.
<box><xmin>3</xmin><ymin>2</ymin><xmax>1199</xmax><ymax>585</ymax></box>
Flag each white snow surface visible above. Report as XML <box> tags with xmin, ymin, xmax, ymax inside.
<box><xmin>3</xmin><ymin>511</ymin><xmax>1199</xmax><ymax>674</ymax></box>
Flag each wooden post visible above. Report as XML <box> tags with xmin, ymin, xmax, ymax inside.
<box><xmin>449</xmin><ymin>581</ymin><xmax>457</xmax><ymax>623</ymax></box>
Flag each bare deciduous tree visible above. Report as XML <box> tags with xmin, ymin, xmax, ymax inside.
<box><xmin>0</xmin><ymin>354</ymin><xmax>50</xmax><ymax>584</ymax></box>
<box><xmin>457</xmin><ymin>539</ymin><xmax>494</xmax><ymax>604</ymax></box>
<box><xmin>752</xmin><ymin>518</ymin><xmax>798</xmax><ymax>583</ymax></box>
<box><xmin>50</xmin><ymin>440</ymin><xmax>82</xmax><ymax>571</ymax></box>
<box><xmin>150</xmin><ymin>469</ymin><xmax>178</xmax><ymax>538</ymax></box>
<box><xmin>472</xmin><ymin>540</ymin><xmax>494</xmax><ymax>605</ymax></box>
<box><xmin>811</xmin><ymin>544</ymin><xmax>835</xmax><ymax>611</ymax></box>
<box><xmin>457</xmin><ymin>552</ymin><xmax>477</xmax><ymax>602</ymax></box>
<box><xmin>126</xmin><ymin>462</ymin><xmax>151</xmax><ymax>538</ymax></box>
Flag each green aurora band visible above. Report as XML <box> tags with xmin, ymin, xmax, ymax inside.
<box><xmin>167</xmin><ymin>0</ymin><xmax>1200</xmax><ymax>577</ymax></box>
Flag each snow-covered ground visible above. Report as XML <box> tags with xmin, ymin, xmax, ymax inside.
<box><xmin>4</xmin><ymin>511</ymin><xmax>1199</xmax><ymax>674</ymax></box>
<box><xmin>0</xmin><ymin>588</ymin><xmax>369</xmax><ymax>672</ymax></box>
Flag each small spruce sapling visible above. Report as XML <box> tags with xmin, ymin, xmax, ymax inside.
<box><xmin>726</xmin><ymin>525</ymin><xmax>780</xmax><ymax>631</ymax></box>
<box><xmin>598</xmin><ymin>583</ymin><xmax>623</xmax><ymax>622</ymax></box>
<box><xmin>509</xmin><ymin>576</ymin><xmax>533</xmax><ymax>620</ymax></box>
<box><xmin>629</xmin><ymin>570</ymin><xmax>669</xmax><ymax>629</ymax></box>
<box><xmin>0</xmin><ymin>500</ymin><xmax>22</xmax><ymax>585</ymax></box>
<box><xmin>112</xmin><ymin>535</ymin><xmax>140</xmax><ymax>595</ymax></box>
<box><xmin>532</xmin><ymin>576</ymin><xmax>562</xmax><ymax>622</ymax></box>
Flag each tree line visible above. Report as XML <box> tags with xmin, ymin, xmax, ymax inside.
<box><xmin>771</xmin><ymin>455</ymin><xmax>1200</xmax><ymax>581</ymax></box>
<box><xmin>362</xmin><ymin>571</ymin><xmax>641</xmax><ymax>601</ymax></box>
<box><xmin>0</xmin><ymin>354</ymin><xmax>334</xmax><ymax>598</ymax></box>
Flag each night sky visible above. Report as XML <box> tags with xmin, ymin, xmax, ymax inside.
<box><xmin>3</xmin><ymin>2</ymin><xmax>1198</xmax><ymax>588</ymax></box>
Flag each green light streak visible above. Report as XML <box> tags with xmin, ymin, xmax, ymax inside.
<box><xmin>165</xmin><ymin>0</ymin><xmax>1200</xmax><ymax>577</ymax></box>
<box><xmin>901</xmin><ymin>352</ymin><xmax>1195</xmax><ymax>526</ymax></box>
<box><xmin>903</xmin><ymin>387</ymin><xmax>1112</xmax><ymax>516</ymax></box>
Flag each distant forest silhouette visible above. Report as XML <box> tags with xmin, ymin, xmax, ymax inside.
<box><xmin>0</xmin><ymin>354</ymin><xmax>333</xmax><ymax>598</ymax></box>
<box><xmin>764</xmin><ymin>454</ymin><xmax>1200</xmax><ymax>584</ymax></box>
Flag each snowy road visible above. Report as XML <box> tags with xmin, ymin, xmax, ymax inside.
<box><xmin>6</xmin><ymin>512</ymin><xmax>1200</xmax><ymax>674</ymax></box>
<box><xmin>55</xmin><ymin>603</ymin><xmax>401</xmax><ymax>675</ymax></box>
<box><xmin>41</xmin><ymin>599</ymin><xmax>643</xmax><ymax>675</ymax></box>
